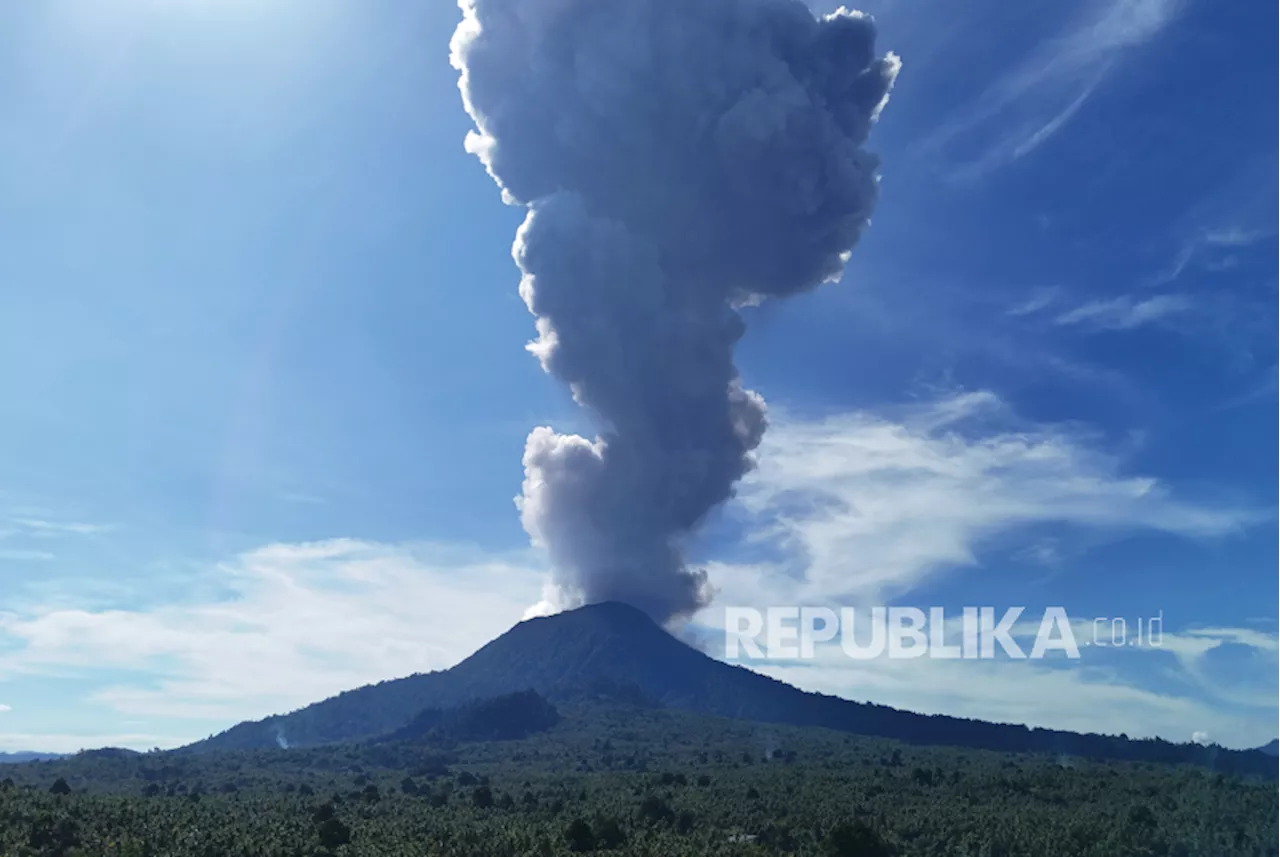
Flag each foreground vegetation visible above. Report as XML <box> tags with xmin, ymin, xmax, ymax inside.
<box><xmin>1</xmin><ymin>701</ymin><xmax>1275</xmax><ymax>857</ymax></box>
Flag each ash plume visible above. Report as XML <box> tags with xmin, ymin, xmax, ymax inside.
<box><xmin>452</xmin><ymin>0</ymin><xmax>899</xmax><ymax>621</ymax></box>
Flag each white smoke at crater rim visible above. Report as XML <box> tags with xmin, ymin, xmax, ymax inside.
<box><xmin>452</xmin><ymin>0</ymin><xmax>900</xmax><ymax>621</ymax></box>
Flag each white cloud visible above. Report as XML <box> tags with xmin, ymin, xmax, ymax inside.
<box><xmin>1202</xmin><ymin>227</ymin><xmax>1272</xmax><ymax>248</ymax></box>
<box><xmin>0</xmin><ymin>540</ymin><xmax>546</xmax><ymax>726</ymax></box>
<box><xmin>1172</xmin><ymin>626</ymin><xmax>1280</xmax><ymax>655</ymax></box>
<box><xmin>1053</xmin><ymin>294</ymin><xmax>1192</xmax><ymax>331</ymax></box>
<box><xmin>1006</xmin><ymin>287</ymin><xmax>1060</xmax><ymax>317</ymax></box>
<box><xmin>0</xmin><ymin>705</ymin><xmax>10</xmax><ymax>713</ymax></box>
<box><xmin>1152</xmin><ymin>626</ymin><xmax>1280</xmax><ymax>710</ymax></box>
<box><xmin>8</xmin><ymin>518</ymin><xmax>112</xmax><ymax>537</ymax></box>
<box><xmin>915</xmin><ymin>0</ymin><xmax>1180</xmax><ymax>176</ymax></box>
<box><xmin>711</xmin><ymin>391</ymin><xmax>1252</xmax><ymax>605</ymax></box>
<box><xmin>1155</xmin><ymin>225</ymin><xmax>1276</xmax><ymax>285</ymax></box>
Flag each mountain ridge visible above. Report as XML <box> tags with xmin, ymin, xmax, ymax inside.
<box><xmin>184</xmin><ymin>602</ymin><xmax>1275</xmax><ymax>775</ymax></box>
<box><xmin>0</xmin><ymin>751</ymin><xmax>64</xmax><ymax>764</ymax></box>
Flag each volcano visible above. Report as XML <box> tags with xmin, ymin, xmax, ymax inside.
<box><xmin>184</xmin><ymin>602</ymin><xmax>1274</xmax><ymax>776</ymax></box>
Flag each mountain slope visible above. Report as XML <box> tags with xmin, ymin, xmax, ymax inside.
<box><xmin>0</xmin><ymin>751</ymin><xmax>64</xmax><ymax>764</ymax></box>
<box><xmin>184</xmin><ymin>602</ymin><xmax>1275</xmax><ymax>775</ymax></box>
<box><xmin>188</xmin><ymin>601</ymin><xmax>724</xmax><ymax>750</ymax></box>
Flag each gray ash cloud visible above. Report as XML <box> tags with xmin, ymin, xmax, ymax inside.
<box><xmin>452</xmin><ymin>0</ymin><xmax>899</xmax><ymax>621</ymax></box>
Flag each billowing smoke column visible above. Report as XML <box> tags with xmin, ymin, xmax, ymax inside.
<box><xmin>452</xmin><ymin>0</ymin><xmax>899</xmax><ymax>621</ymax></box>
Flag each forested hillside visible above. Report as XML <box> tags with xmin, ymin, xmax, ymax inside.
<box><xmin>184</xmin><ymin>603</ymin><xmax>1276</xmax><ymax>777</ymax></box>
<box><xmin>2</xmin><ymin>699</ymin><xmax>1275</xmax><ymax>856</ymax></box>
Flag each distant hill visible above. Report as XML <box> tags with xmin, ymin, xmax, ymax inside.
<box><xmin>0</xmin><ymin>749</ymin><xmax>133</xmax><ymax>765</ymax></box>
<box><xmin>0</xmin><ymin>752</ymin><xmax>64</xmax><ymax>764</ymax></box>
<box><xmin>1257</xmin><ymin>739</ymin><xmax>1279</xmax><ymax>757</ymax></box>
<box><xmin>184</xmin><ymin>602</ymin><xmax>1277</xmax><ymax>776</ymax></box>
<box><xmin>74</xmin><ymin>748</ymin><xmax>141</xmax><ymax>760</ymax></box>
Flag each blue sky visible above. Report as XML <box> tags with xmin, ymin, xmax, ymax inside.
<box><xmin>0</xmin><ymin>0</ymin><xmax>1275</xmax><ymax>752</ymax></box>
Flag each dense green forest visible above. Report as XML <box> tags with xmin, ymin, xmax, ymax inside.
<box><xmin>1</xmin><ymin>699</ymin><xmax>1275</xmax><ymax>857</ymax></box>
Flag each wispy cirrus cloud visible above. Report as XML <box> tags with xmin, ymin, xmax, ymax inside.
<box><xmin>1005</xmin><ymin>287</ymin><xmax>1060</xmax><ymax>317</ymax></box>
<box><xmin>0</xmin><ymin>512</ymin><xmax>113</xmax><ymax>563</ymax></box>
<box><xmin>1201</xmin><ymin>228</ymin><xmax>1273</xmax><ymax>248</ymax></box>
<box><xmin>915</xmin><ymin>0</ymin><xmax>1181</xmax><ymax>177</ymax></box>
<box><xmin>1053</xmin><ymin>293</ymin><xmax>1193</xmax><ymax>331</ymax></box>
<box><xmin>11</xmin><ymin>519</ymin><xmax>112</xmax><ymax>536</ymax></box>
<box><xmin>1155</xmin><ymin>224</ymin><xmax>1278</xmax><ymax>285</ymax></box>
